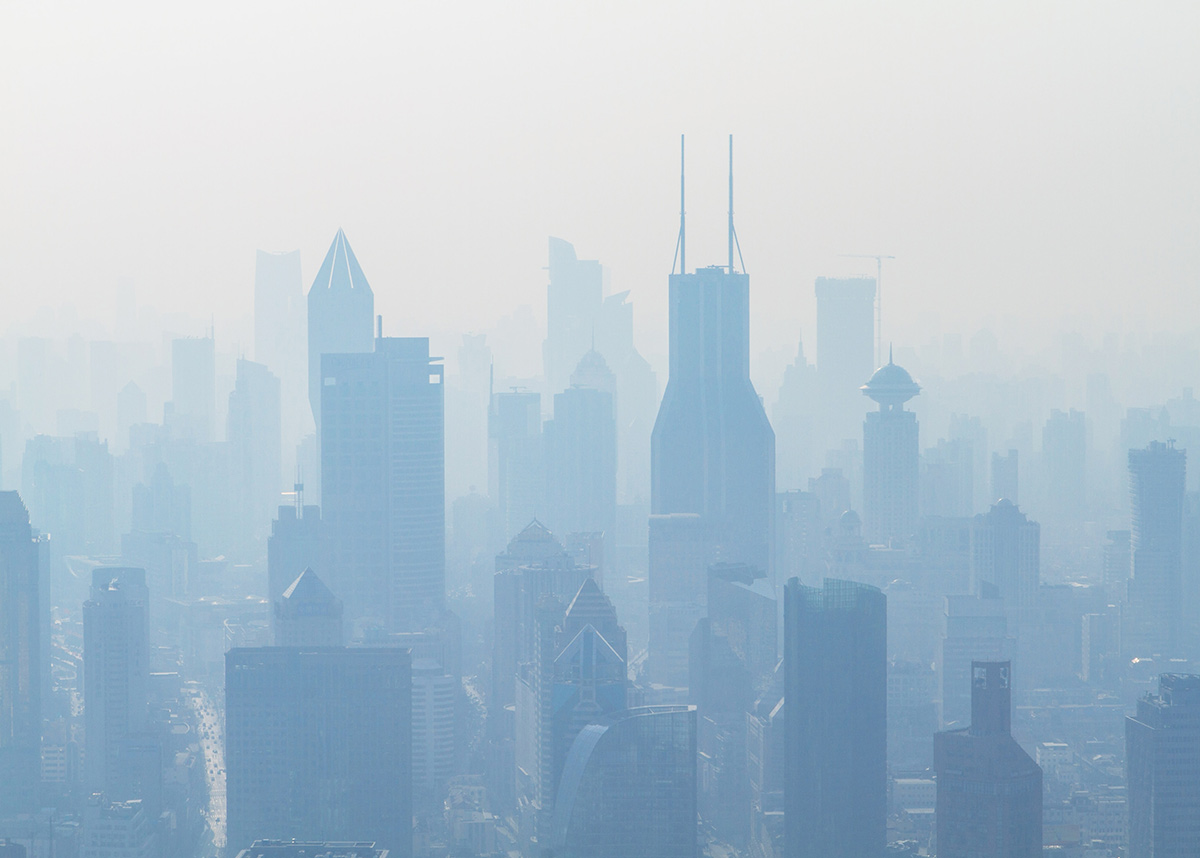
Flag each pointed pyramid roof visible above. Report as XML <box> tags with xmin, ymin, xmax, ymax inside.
<box><xmin>280</xmin><ymin>567</ymin><xmax>339</xmax><ymax>604</ymax></box>
<box><xmin>513</xmin><ymin>518</ymin><xmax>556</xmax><ymax>544</ymax></box>
<box><xmin>310</xmin><ymin>229</ymin><xmax>373</xmax><ymax>295</ymax></box>
<box><xmin>565</xmin><ymin>577</ymin><xmax>616</xmax><ymax>626</ymax></box>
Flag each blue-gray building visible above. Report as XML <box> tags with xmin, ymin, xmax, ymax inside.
<box><xmin>321</xmin><ymin>337</ymin><xmax>444</xmax><ymax>632</ymax></box>
<box><xmin>552</xmin><ymin>705</ymin><xmax>697</xmax><ymax>858</ymax></box>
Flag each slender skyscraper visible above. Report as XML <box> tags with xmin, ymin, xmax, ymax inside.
<box><xmin>784</xmin><ymin>578</ymin><xmax>886</xmax><ymax>858</ymax></box>
<box><xmin>543</xmin><ymin>237</ymin><xmax>603</xmax><ymax>396</ymax></box>
<box><xmin>1126</xmin><ymin>440</ymin><xmax>1186</xmax><ymax>657</ymax></box>
<box><xmin>861</xmin><ymin>353</ymin><xmax>920</xmax><ymax>546</ymax></box>
<box><xmin>322</xmin><ymin>337</ymin><xmax>445</xmax><ymax>632</ymax></box>
<box><xmin>0</xmin><ymin>492</ymin><xmax>42</xmax><ymax>815</ymax></box>
<box><xmin>649</xmin><ymin>136</ymin><xmax>775</xmax><ymax>687</ymax></box>
<box><xmin>815</xmin><ymin>276</ymin><xmax>875</xmax><ymax>445</ymax></box>
<box><xmin>169</xmin><ymin>334</ymin><xmax>216</xmax><ymax>442</ymax></box>
<box><xmin>227</xmin><ymin>358</ymin><xmax>282</xmax><ymax>559</ymax></box>
<box><xmin>971</xmin><ymin>500</ymin><xmax>1040</xmax><ymax>644</ymax></box>
<box><xmin>935</xmin><ymin>661</ymin><xmax>1042</xmax><ymax>858</ymax></box>
<box><xmin>488</xmin><ymin>390</ymin><xmax>544</xmax><ymax>544</ymax></box>
<box><xmin>307</xmin><ymin>229</ymin><xmax>374</xmax><ymax>432</ymax></box>
<box><xmin>1126</xmin><ymin>673</ymin><xmax>1200</xmax><ymax>858</ymax></box>
<box><xmin>83</xmin><ymin>567</ymin><xmax>150</xmax><ymax>795</ymax></box>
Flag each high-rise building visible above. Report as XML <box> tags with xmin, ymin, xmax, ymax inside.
<box><xmin>1126</xmin><ymin>441</ymin><xmax>1186</xmax><ymax>657</ymax></box>
<box><xmin>411</xmin><ymin>658</ymin><xmax>456</xmax><ymax>804</ymax></box>
<box><xmin>1042</xmin><ymin>409</ymin><xmax>1087</xmax><ymax>518</ymax></box>
<box><xmin>255</xmin><ymin>249</ymin><xmax>303</xmax><ymax>372</ymax></box>
<box><xmin>991</xmin><ymin>448</ymin><xmax>1019</xmax><ymax>505</ymax></box>
<box><xmin>815</xmin><ymin>276</ymin><xmax>875</xmax><ymax>445</ymax></box>
<box><xmin>971</xmin><ymin>500</ymin><xmax>1040</xmax><ymax>641</ymax></box>
<box><xmin>307</xmin><ymin>229</ymin><xmax>374</xmax><ymax>433</ymax></box>
<box><xmin>772</xmin><ymin>337</ymin><xmax>820</xmax><ymax>492</ymax></box>
<box><xmin>543</xmin><ymin>364</ymin><xmax>616</xmax><ymax>553</ymax></box>
<box><xmin>80</xmin><ymin>794</ymin><xmax>157</xmax><ymax>858</ymax></box>
<box><xmin>322</xmin><ymin>337</ymin><xmax>445</xmax><ymax>632</ymax></box>
<box><xmin>783</xmin><ymin>578</ymin><xmax>886</xmax><ymax>858</ymax></box>
<box><xmin>1126</xmin><ymin>673</ymin><xmax>1200</xmax><ymax>858</ymax></box>
<box><xmin>543</xmin><ymin>237</ymin><xmax>603</xmax><ymax>397</ymax></box>
<box><xmin>227</xmin><ymin>358</ymin><xmax>282</xmax><ymax>559</ymax></box>
<box><xmin>225</xmin><ymin>647</ymin><xmax>412</xmax><ymax>858</ymax></box>
<box><xmin>0</xmin><ymin>492</ymin><xmax>42</xmax><ymax>816</ymax></box>
<box><xmin>861</xmin><ymin>354</ymin><xmax>920</xmax><ymax>546</ymax></box>
<box><xmin>939</xmin><ymin>593</ymin><xmax>1012</xmax><ymax>729</ymax></box>
<box><xmin>169</xmin><ymin>334</ymin><xmax>216</xmax><ymax>442</ymax></box>
<box><xmin>83</xmin><ymin>567</ymin><xmax>150</xmax><ymax>794</ymax></box>
<box><xmin>649</xmin><ymin>144</ymin><xmax>774</xmax><ymax>687</ymax></box>
<box><xmin>273</xmin><ymin>568</ymin><xmax>343</xmax><ymax>647</ymax></box>
<box><xmin>267</xmin><ymin>502</ymin><xmax>325</xmax><ymax>623</ymax></box>
<box><xmin>935</xmin><ymin>661</ymin><xmax>1042</xmax><ymax>858</ymax></box>
<box><xmin>551</xmin><ymin>705</ymin><xmax>697</xmax><ymax>858</ymax></box>
<box><xmin>488</xmin><ymin>390</ymin><xmax>544</xmax><ymax>545</ymax></box>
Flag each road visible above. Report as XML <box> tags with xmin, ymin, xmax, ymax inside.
<box><xmin>190</xmin><ymin>687</ymin><xmax>227</xmax><ymax>853</ymax></box>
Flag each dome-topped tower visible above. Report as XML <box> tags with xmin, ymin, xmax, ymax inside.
<box><xmin>861</xmin><ymin>347</ymin><xmax>920</xmax><ymax>411</ymax></box>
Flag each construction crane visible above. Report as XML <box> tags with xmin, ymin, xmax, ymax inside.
<box><xmin>840</xmin><ymin>253</ymin><xmax>895</xmax><ymax>367</ymax></box>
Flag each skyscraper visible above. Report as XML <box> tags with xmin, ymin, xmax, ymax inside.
<box><xmin>543</xmin><ymin>237</ymin><xmax>603</xmax><ymax>397</ymax></box>
<box><xmin>543</xmin><ymin>361</ymin><xmax>617</xmax><ymax>551</ymax></box>
<box><xmin>971</xmin><ymin>499</ymin><xmax>1040</xmax><ymax>642</ymax></box>
<box><xmin>322</xmin><ymin>337</ymin><xmax>445</xmax><ymax>632</ymax></box>
<box><xmin>307</xmin><ymin>229</ymin><xmax>374</xmax><ymax>433</ymax></box>
<box><xmin>939</xmin><ymin>593</ymin><xmax>1012</xmax><ymax>729</ymax></box>
<box><xmin>815</xmin><ymin>276</ymin><xmax>875</xmax><ymax>444</ymax></box>
<box><xmin>1126</xmin><ymin>673</ymin><xmax>1200</xmax><ymax>858</ymax></box>
<box><xmin>0</xmin><ymin>492</ymin><xmax>42</xmax><ymax>815</ymax></box>
<box><xmin>551</xmin><ymin>705</ymin><xmax>697</xmax><ymax>858</ymax></box>
<box><xmin>861</xmin><ymin>354</ymin><xmax>920</xmax><ymax>546</ymax></box>
<box><xmin>254</xmin><ymin>249</ymin><xmax>303</xmax><ymax>373</ymax></box>
<box><xmin>273</xmin><ymin>568</ymin><xmax>343</xmax><ymax>647</ymax></box>
<box><xmin>227</xmin><ymin>358</ymin><xmax>282</xmax><ymax>559</ymax></box>
<box><xmin>1126</xmin><ymin>441</ymin><xmax>1186</xmax><ymax>657</ymax></box>
<box><xmin>935</xmin><ymin>661</ymin><xmax>1042</xmax><ymax>858</ymax></box>
<box><xmin>1041</xmin><ymin>408</ymin><xmax>1087</xmax><ymax>519</ymax></box>
<box><xmin>83</xmin><ymin>567</ymin><xmax>150</xmax><ymax>794</ymax></box>
<box><xmin>649</xmin><ymin>139</ymin><xmax>774</xmax><ymax>687</ymax></box>
<box><xmin>784</xmin><ymin>578</ymin><xmax>886</xmax><ymax>858</ymax></box>
<box><xmin>488</xmin><ymin>390</ymin><xmax>544</xmax><ymax>545</ymax></box>
<box><xmin>267</xmin><ymin>501</ymin><xmax>325</xmax><ymax>617</ymax></box>
<box><xmin>225</xmin><ymin>647</ymin><xmax>412</xmax><ymax>858</ymax></box>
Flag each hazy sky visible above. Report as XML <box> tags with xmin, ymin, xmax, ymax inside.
<box><xmin>3</xmin><ymin>2</ymin><xmax>1198</xmax><ymax>366</ymax></box>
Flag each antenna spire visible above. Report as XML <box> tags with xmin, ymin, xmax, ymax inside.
<box><xmin>728</xmin><ymin>134</ymin><xmax>734</xmax><ymax>273</ymax></box>
<box><xmin>672</xmin><ymin>135</ymin><xmax>686</xmax><ymax>275</ymax></box>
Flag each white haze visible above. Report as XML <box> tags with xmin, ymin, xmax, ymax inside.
<box><xmin>2</xmin><ymin>1</ymin><xmax>1198</xmax><ymax>374</ymax></box>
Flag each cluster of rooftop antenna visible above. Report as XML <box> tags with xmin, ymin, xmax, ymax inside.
<box><xmin>672</xmin><ymin>134</ymin><xmax>745</xmax><ymax>277</ymax></box>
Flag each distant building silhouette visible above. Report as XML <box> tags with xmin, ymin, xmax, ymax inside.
<box><xmin>939</xmin><ymin>593</ymin><xmax>1012</xmax><ymax>729</ymax></box>
<box><xmin>971</xmin><ymin>500</ymin><xmax>1040</xmax><ymax>647</ymax></box>
<box><xmin>935</xmin><ymin>661</ymin><xmax>1042</xmax><ymax>858</ymax></box>
<box><xmin>544</xmin><ymin>237</ymin><xmax>603</xmax><ymax>397</ymax></box>
<box><xmin>544</xmin><ymin>355</ymin><xmax>617</xmax><ymax>556</ymax></box>
<box><xmin>227</xmin><ymin>358</ymin><xmax>282</xmax><ymax>559</ymax></box>
<box><xmin>649</xmin><ymin>159</ymin><xmax>774</xmax><ymax>686</ymax></box>
<box><xmin>784</xmin><ymin>578</ymin><xmax>886</xmax><ymax>858</ymax></box>
<box><xmin>772</xmin><ymin>337</ymin><xmax>820</xmax><ymax>492</ymax></box>
<box><xmin>273</xmin><ymin>568</ymin><xmax>343</xmax><ymax>646</ymax></box>
<box><xmin>0</xmin><ymin>492</ymin><xmax>42</xmax><ymax>815</ymax></box>
<box><xmin>267</xmin><ymin>502</ymin><xmax>325</xmax><ymax>626</ymax></box>
<box><xmin>991</xmin><ymin>448</ymin><xmax>1019</xmax><ymax>505</ymax></box>
<box><xmin>1125</xmin><ymin>441</ymin><xmax>1186</xmax><ymax>657</ymax></box>
<box><xmin>1042</xmin><ymin>408</ymin><xmax>1087</xmax><ymax>519</ymax></box>
<box><xmin>1126</xmin><ymin>673</ymin><xmax>1200</xmax><ymax>858</ymax></box>
<box><xmin>169</xmin><ymin>334</ymin><xmax>215</xmax><ymax>442</ymax></box>
<box><xmin>551</xmin><ymin>705</ymin><xmax>697</xmax><ymax>858</ymax></box>
<box><xmin>307</xmin><ymin>229</ymin><xmax>374</xmax><ymax>433</ymax></box>
<box><xmin>225</xmin><ymin>647</ymin><xmax>412</xmax><ymax>858</ymax></box>
<box><xmin>322</xmin><ymin>337</ymin><xmax>445</xmax><ymax>632</ymax></box>
<box><xmin>861</xmin><ymin>354</ymin><xmax>920</xmax><ymax>546</ymax></box>
<box><xmin>815</xmin><ymin>276</ymin><xmax>875</xmax><ymax>445</ymax></box>
<box><xmin>488</xmin><ymin>390</ymin><xmax>544</xmax><ymax>545</ymax></box>
<box><xmin>84</xmin><ymin>568</ymin><xmax>150</xmax><ymax>795</ymax></box>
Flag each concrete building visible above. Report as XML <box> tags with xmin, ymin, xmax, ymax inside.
<box><xmin>1126</xmin><ymin>441</ymin><xmax>1186</xmax><ymax>658</ymax></box>
<box><xmin>411</xmin><ymin>658</ymin><xmax>456</xmax><ymax>804</ymax></box>
<box><xmin>939</xmin><ymin>593</ymin><xmax>1012</xmax><ymax>729</ymax></box>
<box><xmin>228</xmin><ymin>358</ymin><xmax>282</xmax><ymax>560</ymax></box>
<box><xmin>273</xmin><ymin>568</ymin><xmax>343</xmax><ymax>647</ymax></box>
<box><xmin>543</xmin><ymin>237</ymin><xmax>603</xmax><ymax>398</ymax></box>
<box><xmin>225</xmin><ymin>647</ymin><xmax>412</xmax><ymax>858</ymax></box>
<box><xmin>784</xmin><ymin>578</ymin><xmax>886</xmax><ymax>858</ymax></box>
<box><xmin>307</xmin><ymin>229</ymin><xmax>374</xmax><ymax>434</ymax></box>
<box><xmin>971</xmin><ymin>500</ymin><xmax>1040</xmax><ymax>644</ymax></box>
<box><xmin>235</xmin><ymin>842</ymin><xmax>388</xmax><ymax>858</ymax></box>
<box><xmin>169</xmin><ymin>334</ymin><xmax>215</xmax><ymax>442</ymax></box>
<box><xmin>322</xmin><ymin>337</ymin><xmax>444</xmax><ymax>632</ymax></box>
<box><xmin>1126</xmin><ymin>673</ymin><xmax>1200</xmax><ymax>858</ymax></box>
<box><xmin>551</xmin><ymin>706</ymin><xmax>697</xmax><ymax>858</ymax></box>
<box><xmin>861</xmin><ymin>354</ymin><xmax>920</xmax><ymax>546</ymax></box>
<box><xmin>83</xmin><ymin>568</ymin><xmax>150</xmax><ymax>795</ymax></box>
<box><xmin>0</xmin><ymin>492</ymin><xmax>42</xmax><ymax>816</ymax></box>
<box><xmin>267</xmin><ymin>502</ymin><xmax>325</xmax><ymax>634</ymax></box>
<box><xmin>80</xmin><ymin>794</ymin><xmax>156</xmax><ymax>858</ymax></box>
<box><xmin>935</xmin><ymin>661</ymin><xmax>1042</xmax><ymax>858</ymax></box>
<box><xmin>488</xmin><ymin>390</ymin><xmax>544</xmax><ymax>546</ymax></box>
